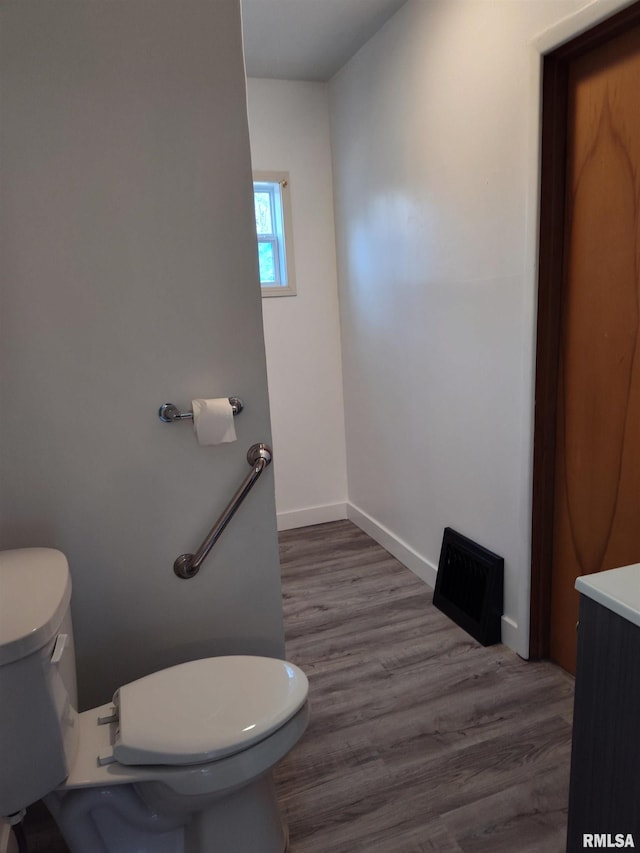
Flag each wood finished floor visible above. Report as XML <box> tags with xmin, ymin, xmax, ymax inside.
<box><xmin>23</xmin><ymin>520</ymin><xmax>574</xmax><ymax>852</ymax></box>
<box><xmin>274</xmin><ymin>521</ymin><xmax>574</xmax><ymax>853</ymax></box>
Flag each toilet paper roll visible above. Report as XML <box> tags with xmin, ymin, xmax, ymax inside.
<box><xmin>191</xmin><ymin>398</ymin><xmax>237</xmax><ymax>445</ymax></box>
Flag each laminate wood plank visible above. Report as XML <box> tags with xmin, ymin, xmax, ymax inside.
<box><xmin>379</xmin><ymin>714</ymin><xmax>571</xmax><ymax>814</ymax></box>
<box><xmin>442</xmin><ymin>763</ymin><xmax>571</xmax><ymax>852</ymax></box>
<box><xmin>363</xmin><ymin>821</ymin><xmax>465</xmax><ymax>853</ymax></box>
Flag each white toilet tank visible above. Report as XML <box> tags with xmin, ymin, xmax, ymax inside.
<box><xmin>0</xmin><ymin>549</ymin><xmax>79</xmax><ymax>816</ymax></box>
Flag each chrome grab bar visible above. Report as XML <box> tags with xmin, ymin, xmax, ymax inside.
<box><xmin>174</xmin><ymin>443</ymin><xmax>272</xmax><ymax>579</ymax></box>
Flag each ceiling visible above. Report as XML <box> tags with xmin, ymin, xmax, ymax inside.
<box><xmin>241</xmin><ymin>0</ymin><xmax>407</xmax><ymax>82</ymax></box>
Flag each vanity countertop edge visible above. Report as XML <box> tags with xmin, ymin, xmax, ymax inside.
<box><xmin>575</xmin><ymin>564</ymin><xmax>640</xmax><ymax>629</ymax></box>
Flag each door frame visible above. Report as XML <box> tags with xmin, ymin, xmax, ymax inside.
<box><xmin>529</xmin><ymin>0</ymin><xmax>640</xmax><ymax>659</ymax></box>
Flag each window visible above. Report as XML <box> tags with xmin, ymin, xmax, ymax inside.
<box><xmin>253</xmin><ymin>170</ymin><xmax>296</xmax><ymax>297</ymax></box>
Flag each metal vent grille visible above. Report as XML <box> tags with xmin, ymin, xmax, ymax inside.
<box><xmin>433</xmin><ymin>527</ymin><xmax>503</xmax><ymax>646</ymax></box>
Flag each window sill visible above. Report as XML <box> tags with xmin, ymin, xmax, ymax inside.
<box><xmin>261</xmin><ymin>285</ymin><xmax>297</xmax><ymax>298</ymax></box>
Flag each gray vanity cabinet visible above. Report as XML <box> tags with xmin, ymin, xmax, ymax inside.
<box><xmin>566</xmin><ymin>572</ymin><xmax>640</xmax><ymax>852</ymax></box>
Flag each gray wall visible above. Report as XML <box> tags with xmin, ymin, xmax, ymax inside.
<box><xmin>0</xmin><ymin>0</ymin><xmax>284</xmax><ymax>709</ymax></box>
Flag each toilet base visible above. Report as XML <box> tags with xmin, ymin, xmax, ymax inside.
<box><xmin>46</xmin><ymin>772</ymin><xmax>289</xmax><ymax>853</ymax></box>
<box><xmin>180</xmin><ymin>773</ymin><xmax>288</xmax><ymax>853</ymax></box>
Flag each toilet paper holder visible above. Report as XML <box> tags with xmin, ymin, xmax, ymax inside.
<box><xmin>158</xmin><ymin>398</ymin><xmax>243</xmax><ymax>423</ymax></box>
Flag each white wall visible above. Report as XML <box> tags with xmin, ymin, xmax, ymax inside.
<box><xmin>0</xmin><ymin>0</ymin><xmax>284</xmax><ymax>709</ymax></box>
<box><xmin>246</xmin><ymin>79</ymin><xmax>348</xmax><ymax>530</ymax></box>
<box><xmin>328</xmin><ymin>0</ymin><xmax>606</xmax><ymax>658</ymax></box>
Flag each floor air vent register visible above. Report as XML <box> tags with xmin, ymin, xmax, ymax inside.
<box><xmin>433</xmin><ymin>527</ymin><xmax>504</xmax><ymax>646</ymax></box>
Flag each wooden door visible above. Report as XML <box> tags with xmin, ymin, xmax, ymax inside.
<box><xmin>548</xmin><ymin>23</ymin><xmax>640</xmax><ymax>674</ymax></box>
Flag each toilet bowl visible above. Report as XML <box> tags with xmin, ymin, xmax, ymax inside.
<box><xmin>0</xmin><ymin>548</ymin><xmax>309</xmax><ymax>853</ymax></box>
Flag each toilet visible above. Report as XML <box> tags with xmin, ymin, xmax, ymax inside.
<box><xmin>0</xmin><ymin>548</ymin><xmax>309</xmax><ymax>853</ymax></box>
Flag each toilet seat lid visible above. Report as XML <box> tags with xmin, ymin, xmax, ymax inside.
<box><xmin>112</xmin><ymin>656</ymin><xmax>308</xmax><ymax>766</ymax></box>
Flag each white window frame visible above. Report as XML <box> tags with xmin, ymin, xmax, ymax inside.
<box><xmin>253</xmin><ymin>170</ymin><xmax>296</xmax><ymax>297</ymax></box>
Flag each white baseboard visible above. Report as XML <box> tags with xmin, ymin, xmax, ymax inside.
<box><xmin>346</xmin><ymin>502</ymin><xmax>520</xmax><ymax>653</ymax></box>
<box><xmin>277</xmin><ymin>502</ymin><xmax>348</xmax><ymax>531</ymax></box>
<box><xmin>500</xmin><ymin>615</ymin><xmax>522</xmax><ymax>656</ymax></box>
<box><xmin>347</xmin><ymin>502</ymin><xmax>438</xmax><ymax>588</ymax></box>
